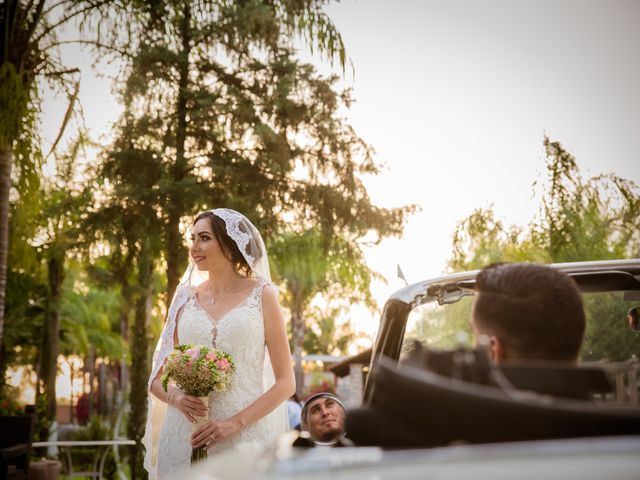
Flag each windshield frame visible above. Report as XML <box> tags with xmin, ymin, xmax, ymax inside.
<box><xmin>363</xmin><ymin>259</ymin><xmax>640</xmax><ymax>403</ymax></box>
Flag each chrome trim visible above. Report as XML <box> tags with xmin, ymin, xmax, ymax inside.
<box><xmin>389</xmin><ymin>259</ymin><xmax>640</xmax><ymax>305</ymax></box>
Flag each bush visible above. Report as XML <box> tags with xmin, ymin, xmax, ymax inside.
<box><xmin>0</xmin><ymin>385</ymin><xmax>22</xmax><ymax>415</ymax></box>
<box><xmin>303</xmin><ymin>373</ymin><xmax>336</xmax><ymax>400</ymax></box>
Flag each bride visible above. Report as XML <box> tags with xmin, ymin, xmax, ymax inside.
<box><xmin>142</xmin><ymin>209</ymin><xmax>295</xmax><ymax>479</ymax></box>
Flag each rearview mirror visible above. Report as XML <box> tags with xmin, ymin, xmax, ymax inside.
<box><xmin>300</xmin><ymin>392</ymin><xmax>347</xmax><ymax>445</ymax></box>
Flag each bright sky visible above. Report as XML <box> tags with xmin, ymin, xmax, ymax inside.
<box><xmin>314</xmin><ymin>0</ymin><xmax>640</xmax><ymax>334</ymax></box>
<box><xmin>41</xmin><ymin>0</ymin><xmax>640</xmax><ymax>343</ymax></box>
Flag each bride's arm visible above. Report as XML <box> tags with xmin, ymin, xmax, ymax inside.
<box><xmin>192</xmin><ymin>284</ymin><xmax>295</xmax><ymax>447</ymax></box>
<box><xmin>233</xmin><ymin>284</ymin><xmax>296</xmax><ymax>423</ymax></box>
<box><xmin>149</xmin><ymin>307</ymin><xmax>208</xmax><ymax>422</ymax></box>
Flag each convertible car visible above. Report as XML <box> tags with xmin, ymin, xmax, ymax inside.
<box><xmin>347</xmin><ymin>259</ymin><xmax>640</xmax><ymax>449</ymax></box>
<box><xmin>191</xmin><ymin>259</ymin><xmax>640</xmax><ymax>480</ymax></box>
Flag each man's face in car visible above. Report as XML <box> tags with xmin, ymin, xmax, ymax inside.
<box><xmin>306</xmin><ymin>396</ymin><xmax>345</xmax><ymax>442</ymax></box>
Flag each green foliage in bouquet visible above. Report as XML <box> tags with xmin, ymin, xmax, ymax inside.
<box><xmin>161</xmin><ymin>344</ymin><xmax>235</xmax><ymax>397</ymax></box>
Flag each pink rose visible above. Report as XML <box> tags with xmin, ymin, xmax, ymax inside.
<box><xmin>216</xmin><ymin>358</ymin><xmax>229</xmax><ymax>371</ymax></box>
<box><xmin>205</xmin><ymin>351</ymin><xmax>217</xmax><ymax>362</ymax></box>
<box><xmin>185</xmin><ymin>348</ymin><xmax>200</xmax><ymax>361</ymax></box>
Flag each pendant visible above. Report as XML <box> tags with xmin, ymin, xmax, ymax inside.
<box><xmin>210</xmin><ymin>297</ymin><xmax>215</xmax><ymax>305</ymax></box>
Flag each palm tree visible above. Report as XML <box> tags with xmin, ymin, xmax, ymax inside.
<box><xmin>271</xmin><ymin>229</ymin><xmax>376</xmax><ymax>397</ymax></box>
<box><xmin>271</xmin><ymin>231</ymin><xmax>331</xmax><ymax>397</ymax></box>
<box><xmin>35</xmin><ymin>134</ymin><xmax>95</xmax><ymax>434</ymax></box>
<box><xmin>59</xmin><ymin>260</ymin><xmax>125</xmax><ymax>418</ymax></box>
<box><xmin>0</xmin><ymin>0</ymin><xmax>122</xmax><ymax>376</ymax></box>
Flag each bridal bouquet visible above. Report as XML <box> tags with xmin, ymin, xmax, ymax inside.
<box><xmin>162</xmin><ymin>344</ymin><xmax>235</xmax><ymax>462</ymax></box>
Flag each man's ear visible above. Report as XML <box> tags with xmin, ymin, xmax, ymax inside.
<box><xmin>489</xmin><ymin>336</ymin><xmax>507</xmax><ymax>362</ymax></box>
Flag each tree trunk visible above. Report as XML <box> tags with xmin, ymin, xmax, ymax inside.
<box><xmin>69</xmin><ymin>364</ymin><xmax>74</xmax><ymax>424</ymax></box>
<box><xmin>166</xmin><ymin>2</ymin><xmax>192</xmax><ymax>305</ymax></box>
<box><xmin>128</xmin><ymin>243</ymin><xmax>153</xmax><ymax>480</ymax></box>
<box><xmin>291</xmin><ymin>295</ymin><xmax>305</xmax><ymax>399</ymax></box>
<box><xmin>166</xmin><ymin>210</ymin><xmax>183</xmax><ymax>306</ymax></box>
<box><xmin>0</xmin><ymin>146</ymin><xmax>12</xmax><ymax>384</ymax></box>
<box><xmin>119</xmin><ymin>283</ymin><xmax>132</xmax><ymax>395</ymax></box>
<box><xmin>114</xmin><ymin>249</ymin><xmax>134</xmax><ymax>397</ymax></box>
<box><xmin>0</xmin><ymin>60</ymin><xmax>30</xmax><ymax>387</ymax></box>
<box><xmin>0</xmin><ymin>340</ymin><xmax>7</xmax><ymax>392</ymax></box>
<box><xmin>38</xmin><ymin>247</ymin><xmax>65</xmax><ymax>429</ymax></box>
<box><xmin>87</xmin><ymin>347</ymin><xmax>96</xmax><ymax>419</ymax></box>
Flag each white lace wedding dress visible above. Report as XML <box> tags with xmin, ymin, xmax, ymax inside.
<box><xmin>155</xmin><ymin>280</ymin><xmax>286</xmax><ymax>479</ymax></box>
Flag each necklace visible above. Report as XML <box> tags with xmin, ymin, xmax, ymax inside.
<box><xmin>207</xmin><ymin>275</ymin><xmax>241</xmax><ymax>305</ymax></box>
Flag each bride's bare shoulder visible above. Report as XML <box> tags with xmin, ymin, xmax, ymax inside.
<box><xmin>261</xmin><ymin>282</ymin><xmax>280</xmax><ymax>305</ymax></box>
<box><xmin>192</xmin><ymin>281</ymin><xmax>207</xmax><ymax>295</ymax></box>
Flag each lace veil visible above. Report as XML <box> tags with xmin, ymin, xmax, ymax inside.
<box><xmin>142</xmin><ymin>208</ymin><xmax>287</xmax><ymax>478</ymax></box>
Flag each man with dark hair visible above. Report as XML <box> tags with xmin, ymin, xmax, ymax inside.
<box><xmin>471</xmin><ymin>262</ymin><xmax>585</xmax><ymax>362</ymax></box>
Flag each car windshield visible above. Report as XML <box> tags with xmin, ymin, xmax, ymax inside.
<box><xmin>401</xmin><ymin>291</ymin><xmax>640</xmax><ymax>363</ymax></box>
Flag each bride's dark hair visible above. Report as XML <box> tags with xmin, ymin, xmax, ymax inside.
<box><xmin>194</xmin><ymin>211</ymin><xmax>253</xmax><ymax>277</ymax></box>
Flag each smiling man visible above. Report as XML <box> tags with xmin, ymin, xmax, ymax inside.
<box><xmin>301</xmin><ymin>392</ymin><xmax>346</xmax><ymax>444</ymax></box>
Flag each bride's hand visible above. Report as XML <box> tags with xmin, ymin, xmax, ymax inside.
<box><xmin>191</xmin><ymin>418</ymin><xmax>241</xmax><ymax>448</ymax></box>
<box><xmin>168</xmin><ymin>390</ymin><xmax>208</xmax><ymax>423</ymax></box>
